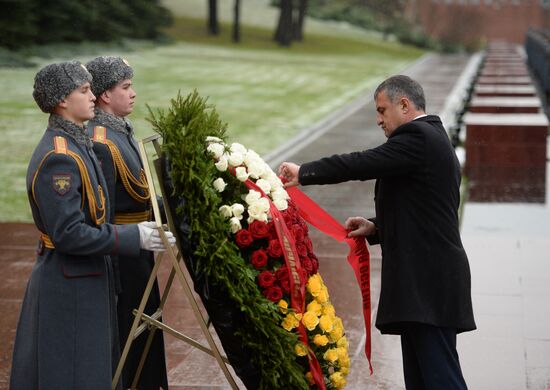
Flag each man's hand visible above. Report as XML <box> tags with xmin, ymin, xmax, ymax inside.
<box><xmin>278</xmin><ymin>162</ymin><xmax>301</xmax><ymax>188</ymax></box>
<box><xmin>138</xmin><ymin>221</ymin><xmax>176</xmax><ymax>251</ymax></box>
<box><xmin>345</xmin><ymin>216</ymin><xmax>376</xmax><ymax>238</ymax></box>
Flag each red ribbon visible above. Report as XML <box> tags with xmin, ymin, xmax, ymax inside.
<box><xmin>239</xmin><ymin>178</ymin><xmax>326</xmax><ymax>390</ymax></box>
<box><xmin>286</xmin><ymin>186</ymin><xmax>374</xmax><ymax>375</ymax></box>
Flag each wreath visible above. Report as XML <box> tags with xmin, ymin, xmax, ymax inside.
<box><xmin>149</xmin><ymin>91</ymin><xmax>350</xmax><ymax>389</ymax></box>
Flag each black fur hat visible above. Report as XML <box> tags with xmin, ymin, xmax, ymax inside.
<box><xmin>86</xmin><ymin>56</ymin><xmax>134</xmax><ymax>97</ymax></box>
<box><xmin>32</xmin><ymin>61</ymin><xmax>92</xmax><ymax>113</ymax></box>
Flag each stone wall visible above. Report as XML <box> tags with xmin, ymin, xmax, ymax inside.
<box><xmin>404</xmin><ymin>0</ymin><xmax>550</xmax><ymax>45</ymax></box>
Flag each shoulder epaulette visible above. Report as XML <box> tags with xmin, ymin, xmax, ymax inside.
<box><xmin>53</xmin><ymin>136</ymin><xmax>68</xmax><ymax>154</ymax></box>
<box><xmin>93</xmin><ymin>126</ymin><xmax>107</xmax><ymax>144</ymax></box>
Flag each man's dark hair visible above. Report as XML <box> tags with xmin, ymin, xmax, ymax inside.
<box><xmin>374</xmin><ymin>75</ymin><xmax>426</xmax><ymax>111</ymax></box>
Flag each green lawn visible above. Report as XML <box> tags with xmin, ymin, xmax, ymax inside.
<box><xmin>0</xmin><ymin>10</ymin><xmax>424</xmax><ymax>222</ymax></box>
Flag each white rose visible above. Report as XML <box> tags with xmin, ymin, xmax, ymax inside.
<box><xmin>231</xmin><ymin>203</ymin><xmax>245</xmax><ymax>219</ymax></box>
<box><xmin>218</xmin><ymin>205</ymin><xmax>232</xmax><ymax>218</ymax></box>
<box><xmin>228</xmin><ymin>152</ymin><xmax>245</xmax><ymax>167</ymax></box>
<box><xmin>273</xmin><ymin>198</ymin><xmax>288</xmax><ymax>211</ymax></box>
<box><xmin>215</xmin><ymin>155</ymin><xmax>228</xmax><ymax>171</ymax></box>
<box><xmin>265</xmin><ymin>172</ymin><xmax>283</xmax><ymax>190</ymax></box>
<box><xmin>248</xmin><ymin>198</ymin><xmax>269</xmax><ymax>216</ymax></box>
<box><xmin>255</xmin><ymin>178</ymin><xmax>271</xmax><ymax>194</ymax></box>
<box><xmin>235</xmin><ymin>166</ymin><xmax>249</xmax><ymax>182</ymax></box>
<box><xmin>229</xmin><ymin>217</ymin><xmax>242</xmax><ymax>233</ymax></box>
<box><xmin>244</xmin><ymin>149</ymin><xmax>260</xmax><ymax>166</ymax></box>
<box><xmin>244</xmin><ymin>190</ymin><xmax>261</xmax><ymax>205</ymax></box>
<box><xmin>247</xmin><ymin>160</ymin><xmax>265</xmax><ymax>179</ymax></box>
<box><xmin>213</xmin><ymin>177</ymin><xmax>226</xmax><ymax>192</ymax></box>
<box><xmin>258</xmin><ymin>197</ymin><xmax>270</xmax><ymax>212</ymax></box>
<box><xmin>247</xmin><ymin>213</ymin><xmax>268</xmax><ymax>224</ymax></box>
<box><xmin>230</xmin><ymin>143</ymin><xmax>247</xmax><ymax>155</ymax></box>
<box><xmin>207</xmin><ymin>142</ymin><xmax>225</xmax><ymax>159</ymax></box>
<box><xmin>206</xmin><ymin>136</ymin><xmax>223</xmax><ymax>143</ymax></box>
<box><xmin>271</xmin><ymin>188</ymin><xmax>290</xmax><ymax>201</ymax></box>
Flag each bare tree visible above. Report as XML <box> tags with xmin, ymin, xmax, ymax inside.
<box><xmin>208</xmin><ymin>0</ymin><xmax>219</xmax><ymax>35</ymax></box>
<box><xmin>233</xmin><ymin>0</ymin><xmax>241</xmax><ymax>42</ymax></box>
<box><xmin>292</xmin><ymin>0</ymin><xmax>307</xmax><ymax>41</ymax></box>
<box><xmin>274</xmin><ymin>0</ymin><xmax>293</xmax><ymax>46</ymax></box>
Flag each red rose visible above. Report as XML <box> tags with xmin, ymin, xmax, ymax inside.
<box><xmin>235</xmin><ymin>229</ymin><xmax>254</xmax><ymax>248</ymax></box>
<box><xmin>276</xmin><ymin>265</ymin><xmax>289</xmax><ymax>281</ymax></box>
<box><xmin>268</xmin><ymin>222</ymin><xmax>278</xmax><ymax>240</ymax></box>
<box><xmin>263</xmin><ymin>286</ymin><xmax>283</xmax><ymax>302</ymax></box>
<box><xmin>283</xmin><ymin>212</ymin><xmax>293</xmax><ymax>228</ymax></box>
<box><xmin>250</xmin><ymin>249</ymin><xmax>268</xmax><ymax>269</ymax></box>
<box><xmin>301</xmin><ymin>256</ymin><xmax>313</xmax><ymax>274</ymax></box>
<box><xmin>304</xmin><ymin>237</ymin><xmax>313</xmax><ymax>252</ymax></box>
<box><xmin>291</xmin><ymin>224</ymin><xmax>305</xmax><ymax>243</ymax></box>
<box><xmin>258</xmin><ymin>270</ymin><xmax>276</xmax><ymax>288</ymax></box>
<box><xmin>280</xmin><ymin>278</ymin><xmax>290</xmax><ymax>293</ymax></box>
<box><xmin>310</xmin><ymin>253</ymin><xmax>319</xmax><ymax>274</ymax></box>
<box><xmin>299</xmin><ymin>268</ymin><xmax>308</xmax><ymax>284</ymax></box>
<box><xmin>296</xmin><ymin>243</ymin><xmax>307</xmax><ymax>257</ymax></box>
<box><xmin>267</xmin><ymin>239</ymin><xmax>283</xmax><ymax>258</ymax></box>
<box><xmin>248</xmin><ymin>220</ymin><xmax>270</xmax><ymax>239</ymax></box>
<box><xmin>276</xmin><ymin>266</ymin><xmax>291</xmax><ymax>293</ymax></box>
<box><xmin>300</xmin><ymin>220</ymin><xmax>309</xmax><ymax>234</ymax></box>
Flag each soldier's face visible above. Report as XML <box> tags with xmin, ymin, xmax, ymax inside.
<box><xmin>107</xmin><ymin>79</ymin><xmax>136</xmax><ymax>117</ymax></box>
<box><xmin>62</xmin><ymin>82</ymin><xmax>96</xmax><ymax>125</ymax></box>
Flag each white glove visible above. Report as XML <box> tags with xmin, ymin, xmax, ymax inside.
<box><xmin>137</xmin><ymin>221</ymin><xmax>176</xmax><ymax>251</ymax></box>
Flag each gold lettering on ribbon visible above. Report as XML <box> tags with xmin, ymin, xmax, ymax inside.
<box><xmin>282</xmin><ymin>234</ymin><xmax>302</xmax><ymax>303</ymax></box>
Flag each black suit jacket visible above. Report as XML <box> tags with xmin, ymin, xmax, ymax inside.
<box><xmin>300</xmin><ymin>115</ymin><xmax>476</xmax><ymax>334</ymax></box>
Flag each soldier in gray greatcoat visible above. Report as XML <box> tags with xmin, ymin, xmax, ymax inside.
<box><xmin>86</xmin><ymin>56</ymin><xmax>168</xmax><ymax>389</ymax></box>
<box><xmin>10</xmin><ymin>61</ymin><xmax>174</xmax><ymax>390</ymax></box>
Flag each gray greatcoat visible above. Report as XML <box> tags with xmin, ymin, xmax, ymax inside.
<box><xmin>299</xmin><ymin>115</ymin><xmax>476</xmax><ymax>335</ymax></box>
<box><xmin>10</xmin><ymin>115</ymin><xmax>140</xmax><ymax>390</ymax></box>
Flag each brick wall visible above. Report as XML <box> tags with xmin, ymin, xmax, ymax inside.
<box><xmin>404</xmin><ymin>0</ymin><xmax>550</xmax><ymax>44</ymax></box>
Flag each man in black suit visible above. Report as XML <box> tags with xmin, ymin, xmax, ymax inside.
<box><xmin>279</xmin><ymin>75</ymin><xmax>476</xmax><ymax>390</ymax></box>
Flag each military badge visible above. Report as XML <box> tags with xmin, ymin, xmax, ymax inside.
<box><xmin>52</xmin><ymin>174</ymin><xmax>71</xmax><ymax>195</ymax></box>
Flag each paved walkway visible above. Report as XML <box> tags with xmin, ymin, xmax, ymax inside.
<box><xmin>3</xmin><ymin>51</ymin><xmax>548</xmax><ymax>390</ymax></box>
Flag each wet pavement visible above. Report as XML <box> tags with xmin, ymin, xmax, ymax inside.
<box><xmin>1</xmin><ymin>49</ymin><xmax>548</xmax><ymax>389</ymax></box>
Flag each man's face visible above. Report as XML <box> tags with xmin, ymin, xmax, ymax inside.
<box><xmin>106</xmin><ymin>79</ymin><xmax>136</xmax><ymax>117</ymax></box>
<box><xmin>375</xmin><ymin>90</ymin><xmax>406</xmax><ymax>138</ymax></box>
<box><xmin>63</xmin><ymin>82</ymin><xmax>96</xmax><ymax>125</ymax></box>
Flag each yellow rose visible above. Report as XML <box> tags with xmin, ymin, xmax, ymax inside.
<box><xmin>337</xmin><ymin>335</ymin><xmax>349</xmax><ymax>349</ymax></box>
<box><xmin>281</xmin><ymin>312</ymin><xmax>301</xmax><ymax>331</ymax></box>
<box><xmin>330</xmin><ymin>372</ymin><xmax>347</xmax><ymax>389</ymax></box>
<box><xmin>305</xmin><ymin>372</ymin><xmax>315</xmax><ymax>385</ymax></box>
<box><xmin>323</xmin><ymin>348</ymin><xmax>339</xmax><ymax>363</ymax></box>
<box><xmin>301</xmin><ymin>310</ymin><xmax>320</xmax><ymax>331</ymax></box>
<box><xmin>295</xmin><ymin>342</ymin><xmax>308</xmax><ymax>356</ymax></box>
<box><xmin>307</xmin><ymin>274</ymin><xmax>322</xmax><ymax>297</ymax></box>
<box><xmin>306</xmin><ymin>300</ymin><xmax>322</xmax><ymax>316</ymax></box>
<box><xmin>339</xmin><ymin>355</ymin><xmax>351</xmax><ymax>368</ymax></box>
<box><xmin>315</xmin><ymin>287</ymin><xmax>329</xmax><ymax>303</ymax></box>
<box><xmin>278</xmin><ymin>299</ymin><xmax>288</xmax><ymax>314</ymax></box>
<box><xmin>322</xmin><ymin>303</ymin><xmax>335</xmax><ymax>317</ymax></box>
<box><xmin>329</xmin><ymin>326</ymin><xmax>344</xmax><ymax>342</ymax></box>
<box><xmin>319</xmin><ymin>314</ymin><xmax>335</xmax><ymax>332</ymax></box>
<box><xmin>334</xmin><ymin>316</ymin><xmax>344</xmax><ymax>329</ymax></box>
<box><xmin>336</xmin><ymin>347</ymin><xmax>348</xmax><ymax>361</ymax></box>
<box><xmin>340</xmin><ymin>366</ymin><xmax>350</xmax><ymax>375</ymax></box>
<box><xmin>313</xmin><ymin>334</ymin><xmax>329</xmax><ymax>347</ymax></box>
